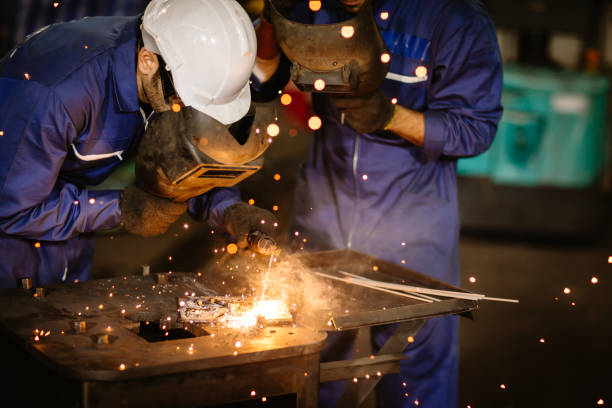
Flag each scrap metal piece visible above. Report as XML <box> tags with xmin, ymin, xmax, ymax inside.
<box><xmin>177</xmin><ymin>296</ymin><xmax>228</xmax><ymax>323</ymax></box>
<box><xmin>18</xmin><ymin>277</ymin><xmax>32</xmax><ymax>290</ymax></box>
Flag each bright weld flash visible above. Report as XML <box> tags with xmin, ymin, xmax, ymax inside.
<box><xmin>308</xmin><ymin>116</ymin><xmax>322</xmax><ymax>130</ymax></box>
<box><xmin>309</xmin><ymin>0</ymin><xmax>321</xmax><ymax>11</ymax></box>
<box><xmin>314</xmin><ymin>79</ymin><xmax>326</xmax><ymax>91</ymax></box>
<box><xmin>340</xmin><ymin>25</ymin><xmax>355</xmax><ymax>38</ymax></box>
<box><xmin>266</xmin><ymin>123</ymin><xmax>280</xmax><ymax>137</ymax></box>
<box><xmin>415</xmin><ymin>65</ymin><xmax>428</xmax><ymax>78</ymax></box>
<box><xmin>280</xmin><ymin>93</ymin><xmax>292</xmax><ymax>105</ymax></box>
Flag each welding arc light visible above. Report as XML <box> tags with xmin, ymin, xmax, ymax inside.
<box><xmin>340</xmin><ymin>25</ymin><xmax>355</xmax><ymax>39</ymax></box>
<box><xmin>280</xmin><ymin>93</ymin><xmax>292</xmax><ymax>105</ymax></box>
<box><xmin>309</xmin><ymin>0</ymin><xmax>321</xmax><ymax>11</ymax></box>
<box><xmin>308</xmin><ymin>116</ymin><xmax>322</xmax><ymax>130</ymax></box>
<box><xmin>313</xmin><ymin>79</ymin><xmax>326</xmax><ymax>91</ymax></box>
<box><xmin>266</xmin><ymin>123</ymin><xmax>280</xmax><ymax>137</ymax></box>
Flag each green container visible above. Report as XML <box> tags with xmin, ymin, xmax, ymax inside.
<box><xmin>458</xmin><ymin>64</ymin><xmax>609</xmax><ymax>187</ymax></box>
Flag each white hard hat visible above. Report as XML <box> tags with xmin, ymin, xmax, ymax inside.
<box><xmin>142</xmin><ymin>0</ymin><xmax>256</xmax><ymax>124</ymax></box>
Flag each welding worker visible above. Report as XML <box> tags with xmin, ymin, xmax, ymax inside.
<box><xmin>0</xmin><ymin>0</ymin><xmax>278</xmax><ymax>289</ymax></box>
<box><xmin>253</xmin><ymin>0</ymin><xmax>503</xmax><ymax>406</ymax></box>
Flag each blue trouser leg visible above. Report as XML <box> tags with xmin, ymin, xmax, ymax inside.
<box><xmin>372</xmin><ymin>316</ymin><xmax>459</xmax><ymax>408</ymax></box>
<box><xmin>319</xmin><ymin>329</ymin><xmax>359</xmax><ymax>408</ymax></box>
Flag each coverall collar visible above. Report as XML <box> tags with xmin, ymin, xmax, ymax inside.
<box><xmin>109</xmin><ymin>17</ymin><xmax>141</xmax><ymax>113</ymax></box>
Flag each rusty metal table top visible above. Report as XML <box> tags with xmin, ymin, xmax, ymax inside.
<box><xmin>0</xmin><ymin>249</ymin><xmax>477</xmax><ymax>384</ymax></box>
<box><xmin>0</xmin><ymin>272</ymin><xmax>326</xmax><ymax>382</ymax></box>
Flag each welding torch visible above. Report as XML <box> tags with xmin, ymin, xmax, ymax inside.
<box><xmin>247</xmin><ymin>231</ymin><xmax>281</xmax><ymax>257</ymax></box>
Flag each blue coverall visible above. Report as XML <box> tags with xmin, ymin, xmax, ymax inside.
<box><xmin>0</xmin><ymin>15</ymin><xmax>238</xmax><ymax>289</ymax></box>
<box><xmin>255</xmin><ymin>0</ymin><xmax>503</xmax><ymax>406</ymax></box>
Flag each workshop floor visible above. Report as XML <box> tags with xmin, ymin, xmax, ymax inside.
<box><xmin>92</xmin><ymin>126</ymin><xmax>612</xmax><ymax>408</ymax></box>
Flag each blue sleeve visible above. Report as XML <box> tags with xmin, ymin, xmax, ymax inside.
<box><xmin>422</xmin><ymin>9</ymin><xmax>503</xmax><ymax>161</ymax></box>
<box><xmin>187</xmin><ymin>187</ymin><xmax>241</xmax><ymax>230</ymax></box>
<box><xmin>0</xmin><ymin>81</ymin><xmax>121</xmax><ymax>240</ymax></box>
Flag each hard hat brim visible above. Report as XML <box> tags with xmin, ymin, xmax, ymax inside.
<box><xmin>189</xmin><ymin>81</ymin><xmax>251</xmax><ymax>125</ymax></box>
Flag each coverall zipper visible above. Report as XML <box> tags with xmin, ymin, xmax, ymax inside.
<box><xmin>346</xmin><ymin>134</ymin><xmax>360</xmax><ymax>248</ymax></box>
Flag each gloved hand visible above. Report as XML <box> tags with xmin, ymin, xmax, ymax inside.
<box><xmin>119</xmin><ymin>185</ymin><xmax>187</xmax><ymax>237</ymax></box>
<box><xmin>223</xmin><ymin>202</ymin><xmax>280</xmax><ymax>255</ymax></box>
<box><xmin>331</xmin><ymin>89</ymin><xmax>396</xmax><ymax>134</ymax></box>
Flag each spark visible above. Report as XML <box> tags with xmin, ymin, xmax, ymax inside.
<box><xmin>415</xmin><ymin>66</ymin><xmax>428</xmax><ymax>78</ymax></box>
<box><xmin>353</xmin><ymin>377</ymin><xmax>358</xmax><ymax>383</ymax></box>
<box><xmin>391</xmin><ymin>98</ymin><xmax>398</xmax><ymax>104</ymax></box>
<box><xmin>171</xmin><ymin>103</ymin><xmax>181</xmax><ymax>112</ymax></box>
<box><xmin>608</xmin><ymin>256</ymin><xmax>612</xmax><ymax>263</ymax></box>
<box><xmin>0</xmin><ymin>130</ymin><xmax>3</xmax><ymax>136</ymax></box>
<box><xmin>24</xmin><ymin>73</ymin><xmax>30</xmax><ymax>80</ymax></box>
<box><xmin>267</xmin><ymin>123</ymin><xmax>280</xmax><ymax>137</ymax></box>
<box><xmin>401</xmin><ymin>259</ymin><xmax>406</xmax><ymax>264</ymax></box>
<box><xmin>402</xmin><ymin>382</ymin><xmax>407</xmax><ymax>387</ymax></box>
<box><xmin>414</xmin><ymin>400</ymin><xmax>420</xmax><ymax>406</ymax></box>
<box><xmin>314</xmin><ymin>79</ymin><xmax>326</xmax><ymax>91</ymax></box>
<box><xmin>365</xmin><ymin>374</ymin><xmax>370</xmax><ymax>379</ymax></box>
<box><xmin>273</xmin><ymin>222</ymin><xmax>278</xmax><ymax>227</ymax></box>
<box><xmin>362</xmin><ymin>174</ymin><xmax>368</xmax><ymax>180</ymax></box>
<box><xmin>248</xmin><ymin>198</ymin><xmax>255</xmax><ymax>205</ymax></box>
<box><xmin>272</xmin><ymin>205</ymin><xmax>279</xmax><ymax>212</ymax></box>
<box><xmin>294</xmin><ymin>231</ymin><xmax>300</xmax><ymax>236</ymax></box>
<box><xmin>309</xmin><ymin>0</ymin><xmax>321</xmax><ymax>11</ymax></box>
<box><xmin>407</xmin><ymin>336</ymin><xmax>414</xmax><ymax>343</ymax></box>
<box><xmin>250</xmin><ymin>390</ymin><xmax>256</xmax><ymax>396</ymax></box>
<box><xmin>539</xmin><ymin>338</ymin><xmax>545</xmax><ymax>343</ymax></box>
<box><xmin>280</xmin><ymin>93</ymin><xmax>292</xmax><ymax>105</ymax></box>
<box><xmin>119</xmin><ymin>364</ymin><xmax>126</xmax><ymax>371</ymax></box>
<box><xmin>84</xmin><ymin>45</ymin><xmax>88</xmax><ymax>49</ymax></box>
<box><xmin>591</xmin><ymin>276</ymin><xmax>599</xmax><ymax>284</ymax></box>
<box><xmin>597</xmin><ymin>399</ymin><xmax>604</xmax><ymax>405</ymax></box>
<box><xmin>376</xmin><ymin>371</ymin><xmax>382</xmax><ymax>376</ymax></box>
<box><xmin>563</xmin><ymin>287</ymin><xmax>571</xmax><ymax>295</ymax></box>
<box><xmin>262</xmin><ymin>397</ymin><xmax>267</xmax><ymax>402</ymax></box>
<box><xmin>500</xmin><ymin>384</ymin><xmax>506</xmax><ymax>389</ymax></box>
<box><xmin>304</xmin><ymin>372</ymin><xmax>309</xmax><ymax>376</ymax></box>
<box><xmin>34</xmin><ymin>242</ymin><xmax>41</xmax><ymax>248</ymax></box>
<box><xmin>372</xmin><ymin>265</ymin><xmax>379</xmax><ymax>271</ymax></box>
<box><xmin>98</xmin><ymin>304</ymin><xmax>104</xmax><ymax>310</ymax></box>
<box><xmin>183</xmin><ymin>223</ymin><xmax>189</xmax><ymax>229</ymax></box>
<box><xmin>380</xmin><ymin>11</ymin><xmax>389</xmax><ymax>20</ymax></box>
<box><xmin>468</xmin><ymin>276</ymin><xmax>477</xmax><ymax>283</ymax></box>
<box><xmin>52</xmin><ymin>2</ymin><xmax>59</xmax><ymax>7</ymax></box>
<box><xmin>227</xmin><ymin>243</ymin><xmax>238</xmax><ymax>255</ymax></box>
<box><xmin>89</xmin><ymin>198</ymin><xmax>95</xmax><ymax>204</ymax></box>
<box><xmin>273</xmin><ymin>173</ymin><xmax>281</xmax><ymax>181</ymax></box>
<box><xmin>401</xmin><ymin>241</ymin><xmax>406</xmax><ymax>246</ymax></box>
<box><xmin>340</xmin><ymin>25</ymin><xmax>355</xmax><ymax>38</ymax></box>
<box><xmin>380</xmin><ymin>53</ymin><xmax>391</xmax><ymax>63</ymax></box>
<box><xmin>308</xmin><ymin>115</ymin><xmax>322</xmax><ymax>130</ymax></box>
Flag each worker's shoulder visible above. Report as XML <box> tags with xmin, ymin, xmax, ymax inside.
<box><xmin>2</xmin><ymin>15</ymin><xmax>139</xmax><ymax>89</ymax></box>
<box><xmin>397</xmin><ymin>0</ymin><xmax>490</xmax><ymax>27</ymax></box>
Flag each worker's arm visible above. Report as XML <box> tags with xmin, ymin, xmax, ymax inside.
<box><xmin>409</xmin><ymin>8</ymin><xmax>503</xmax><ymax>161</ymax></box>
<box><xmin>0</xmin><ymin>83</ymin><xmax>121</xmax><ymax>241</ymax></box>
<box><xmin>187</xmin><ymin>187</ymin><xmax>242</xmax><ymax>230</ymax></box>
<box><xmin>250</xmin><ymin>19</ymin><xmax>291</xmax><ymax>102</ymax></box>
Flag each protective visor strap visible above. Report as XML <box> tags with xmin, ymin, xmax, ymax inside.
<box><xmin>156</xmin><ymin>54</ymin><xmax>177</xmax><ymax>102</ymax></box>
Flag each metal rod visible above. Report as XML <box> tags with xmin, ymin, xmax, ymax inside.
<box><xmin>338</xmin><ymin>271</ymin><xmax>519</xmax><ymax>303</ymax></box>
<box><xmin>313</xmin><ymin>272</ymin><xmax>433</xmax><ymax>303</ymax></box>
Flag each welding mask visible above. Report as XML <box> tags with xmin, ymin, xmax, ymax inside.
<box><xmin>135</xmin><ymin>104</ymin><xmax>277</xmax><ymax>202</ymax></box>
<box><xmin>267</xmin><ymin>0</ymin><xmax>389</xmax><ymax>95</ymax></box>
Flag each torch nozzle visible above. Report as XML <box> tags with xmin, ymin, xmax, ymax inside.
<box><xmin>247</xmin><ymin>231</ymin><xmax>280</xmax><ymax>256</ymax></box>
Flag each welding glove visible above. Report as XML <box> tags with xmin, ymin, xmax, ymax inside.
<box><xmin>331</xmin><ymin>89</ymin><xmax>396</xmax><ymax>134</ymax></box>
<box><xmin>119</xmin><ymin>185</ymin><xmax>187</xmax><ymax>237</ymax></box>
<box><xmin>223</xmin><ymin>202</ymin><xmax>280</xmax><ymax>255</ymax></box>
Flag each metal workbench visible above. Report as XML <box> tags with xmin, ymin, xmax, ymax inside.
<box><xmin>0</xmin><ymin>249</ymin><xmax>478</xmax><ymax>407</ymax></box>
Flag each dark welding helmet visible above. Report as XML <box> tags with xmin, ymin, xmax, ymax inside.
<box><xmin>135</xmin><ymin>104</ymin><xmax>277</xmax><ymax>202</ymax></box>
<box><xmin>267</xmin><ymin>0</ymin><xmax>389</xmax><ymax>95</ymax></box>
